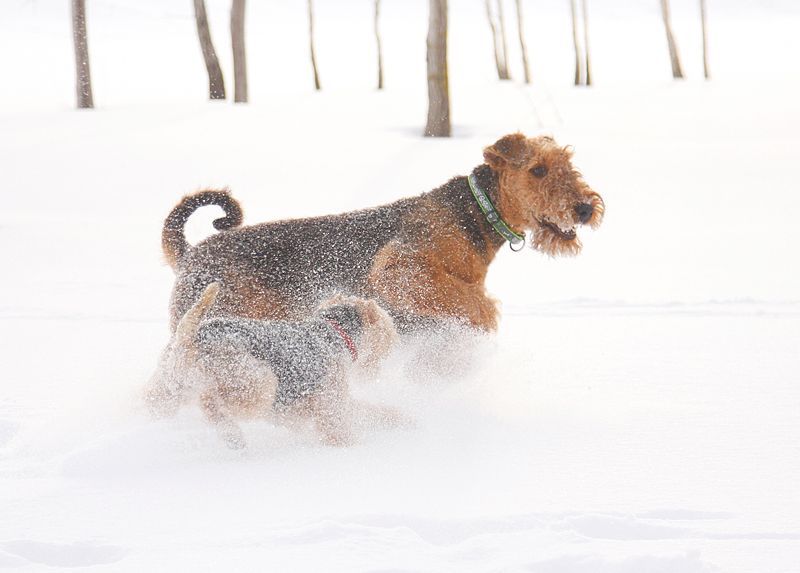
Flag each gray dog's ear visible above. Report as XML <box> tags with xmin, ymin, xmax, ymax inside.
<box><xmin>483</xmin><ymin>133</ymin><xmax>530</xmax><ymax>169</ymax></box>
<box><xmin>359</xmin><ymin>299</ymin><xmax>383</xmax><ymax>325</ymax></box>
<box><xmin>318</xmin><ymin>293</ymin><xmax>348</xmax><ymax>310</ymax></box>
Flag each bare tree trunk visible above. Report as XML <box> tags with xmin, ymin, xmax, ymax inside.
<box><xmin>569</xmin><ymin>0</ymin><xmax>583</xmax><ymax>86</ymax></box>
<box><xmin>496</xmin><ymin>0</ymin><xmax>512</xmax><ymax>80</ymax></box>
<box><xmin>193</xmin><ymin>0</ymin><xmax>226</xmax><ymax>99</ymax></box>
<box><xmin>515</xmin><ymin>0</ymin><xmax>531</xmax><ymax>84</ymax></box>
<box><xmin>486</xmin><ymin>0</ymin><xmax>510</xmax><ymax>80</ymax></box>
<box><xmin>486</xmin><ymin>0</ymin><xmax>503</xmax><ymax>79</ymax></box>
<box><xmin>231</xmin><ymin>0</ymin><xmax>248</xmax><ymax>103</ymax></box>
<box><xmin>425</xmin><ymin>0</ymin><xmax>450</xmax><ymax>137</ymax></box>
<box><xmin>375</xmin><ymin>0</ymin><xmax>384</xmax><ymax>89</ymax></box>
<box><xmin>581</xmin><ymin>0</ymin><xmax>591</xmax><ymax>86</ymax></box>
<box><xmin>660</xmin><ymin>0</ymin><xmax>684</xmax><ymax>79</ymax></box>
<box><xmin>308</xmin><ymin>0</ymin><xmax>321</xmax><ymax>90</ymax></box>
<box><xmin>700</xmin><ymin>0</ymin><xmax>710</xmax><ymax>79</ymax></box>
<box><xmin>71</xmin><ymin>0</ymin><xmax>94</xmax><ymax>109</ymax></box>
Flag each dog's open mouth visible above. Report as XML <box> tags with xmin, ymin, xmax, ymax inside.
<box><xmin>539</xmin><ymin>218</ymin><xmax>577</xmax><ymax>241</ymax></box>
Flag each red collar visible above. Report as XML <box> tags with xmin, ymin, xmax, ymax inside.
<box><xmin>325</xmin><ymin>319</ymin><xmax>358</xmax><ymax>362</ymax></box>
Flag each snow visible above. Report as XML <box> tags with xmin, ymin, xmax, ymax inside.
<box><xmin>1</xmin><ymin>0</ymin><xmax>799</xmax><ymax>571</ymax></box>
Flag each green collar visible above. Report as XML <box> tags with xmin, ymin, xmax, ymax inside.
<box><xmin>467</xmin><ymin>173</ymin><xmax>525</xmax><ymax>248</ymax></box>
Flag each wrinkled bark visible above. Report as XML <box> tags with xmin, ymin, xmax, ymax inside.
<box><xmin>425</xmin><ymin>0</ymin><xmax>450</xmax><ymax>137</ymax></box>
<box><xmin>308</xmin><ymin>0</ymin><xmax>321</xmax><ymax>90</ymax></box>
<box><xmin>71</xmin><ymin>0</ymin><xmax>94</xmax><ymax>108</ymax></box>
<box><xmin>661</xmin><ymin>0</ymin><xmax>684</xmax><ymax>79</ymax></box>
<box><xmin>515</xmin><ymin>0</ymin><xmax>531</xmax><ymax>84</ymax></box>
<box><xmin>193</xmin><ymin>0</ymin><xmax>226</xmax><ymax>99</ymax></box>
<box><xmin>231</xmin><ymin>0</ymin><xmax>247</xmax><ymax>102</ymax></box>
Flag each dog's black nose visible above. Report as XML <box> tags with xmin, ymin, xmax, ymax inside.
<box><xmin>575</xmin><ymin>203</ymin><xmax>593</xmax><ymax>224</ymax></box>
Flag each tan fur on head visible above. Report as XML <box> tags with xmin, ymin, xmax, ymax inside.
<box><xmin>484</xmin><ymin>133</ymin><xmax>531</xmax><ymax>168</ymax></box>
<box><xmin>484</xmin><ymin>133</ymin><xmax>604</xmax><ymax>257</ymax></box>
<box><xmin>318</xmin><ymin>295</ymin><xmax>398</xmax><ymax>374</ymax></box>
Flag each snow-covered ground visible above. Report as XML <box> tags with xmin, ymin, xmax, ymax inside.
<box><xmin>1</xmin><ymin>0</ymin><xmax>799</xmax><ymax>571</ymax></box>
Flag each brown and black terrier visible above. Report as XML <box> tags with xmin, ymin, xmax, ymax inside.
<box><xmin>162</xmin><ymin>133</ymin><xmax>604</xmax><ymax>333</ymax></box>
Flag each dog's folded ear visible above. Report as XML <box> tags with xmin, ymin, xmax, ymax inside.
<box><xmin>361</xmin><ymin>299</ymin><xmax>384</xmax><ymax>325</ymax></box>
<box><xmin>319</xmin><ymin>293</ymin><xmax>348</xmax><ymax>310</ymax></box>
<box><xmin>483</xmin><ymin>133</ymin><xmax>530</xmax><ymax>169</ymax></box>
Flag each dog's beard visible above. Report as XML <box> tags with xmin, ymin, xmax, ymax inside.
<box><xmin>530</xmin><ymin>221</ymin><xmax>583</xmax><ymax>257</ymax></box>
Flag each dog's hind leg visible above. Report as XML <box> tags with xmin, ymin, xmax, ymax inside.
<box><xmin>200</xmin><ymin>389</ymin><xmax>246</xmax><ymax>449</ymax></box>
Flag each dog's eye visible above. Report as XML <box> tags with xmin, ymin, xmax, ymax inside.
<box><xmin>531</xmin><ymin>165</ymin><xmax>547</xmax><ymax>178</ymax></box>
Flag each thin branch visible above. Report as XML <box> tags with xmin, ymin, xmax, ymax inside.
<box><xmin>582</xmin><ymin>0</ymin><xmax>591</xmax><ymax>86</ymax></box>
<box><xmin>700</xmin><ymin>0</ymin><xmax>710</xmax><ymax>79</ymax></box>
<box><xmin>308</xmin><ymin>0</ymin><xmax>321</xmax><ymax>90</ymax></box>
<box><xmin>660</xmin><ymin>0</ymin><xmax>684</xmax><ymax>79</ymax></box>
<box><xmin>515</xmin><ymin>0</ymin><xmax>531</xmax><ymax>84</ymax></box>
<box><xmin>569</xmin><ymin>0</ymin><xmax>583</xmax><ymax>85</ymax></box>
<box><xmin>375</xmin><ymin>0</ymin><xmax>384</xmax><ymax>89</ymax></box>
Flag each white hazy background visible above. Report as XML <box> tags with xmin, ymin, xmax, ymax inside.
<box><xmin>1</xmin><ymin>0</ymin><xmax>799</xmax><ymax>571</ymax></box>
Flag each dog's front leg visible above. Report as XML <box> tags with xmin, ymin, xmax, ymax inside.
<box><xmin>200</xmin><ymin>389</ymin><xmax>246</xmax><ymax>449</ymax></box>
<box><xmin>305</xmin><ymin>370</ymin><xmax>354</xmax><ymax>446</ymax></box>
<box><xmin>368</xmin><ymin>241</ymin><xmax>499</xmax><ymax>332</ymax></box>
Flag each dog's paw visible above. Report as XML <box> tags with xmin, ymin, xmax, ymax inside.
<box><xmin>317</xmin><ymin>423</ymin><xmax>354</xmax><ymax>447</ymax></box>
<box><xmin>221</xmin><ymin>427</ymin><xmax>247</xmax><ymax>450</ymax></box>
<box><xmin>357</xmin><ymin>402</ymin><xmax>415</xmax><ymax>431</ymax></box>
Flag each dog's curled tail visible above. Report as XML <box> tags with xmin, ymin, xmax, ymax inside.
<box><xmin>162</xmin><ymin>189</ymin><xmax>243</xmax><ymax>269</ymax></box>
<box><xmin>174</xmin><ymin>282</ymin><xmax>220</xmax><ymax>346</ymax></box>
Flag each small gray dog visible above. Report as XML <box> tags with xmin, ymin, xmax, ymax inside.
<box><xmin>145</xmin><ymin>283</ymin><xmax>399</xmax><ymax>448</ymax></box>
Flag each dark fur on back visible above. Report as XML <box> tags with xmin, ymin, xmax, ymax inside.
<box><xmin>168</xmin><ymin>165</ymin><xmax>502</xmax><ymax>328</ymax></box>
